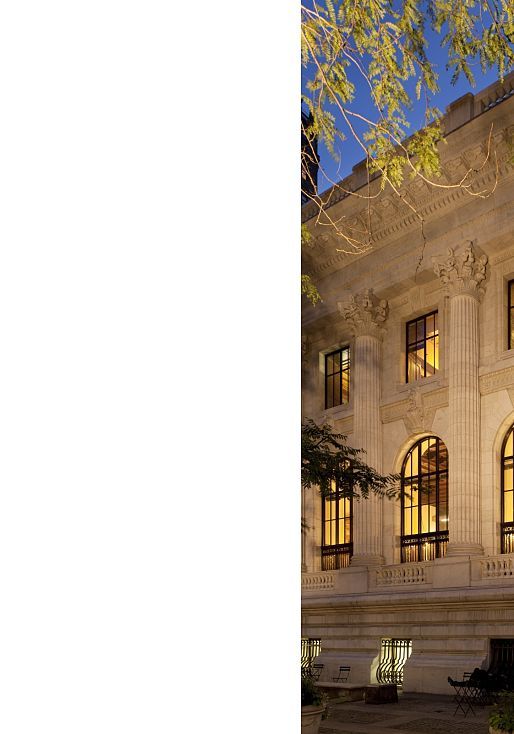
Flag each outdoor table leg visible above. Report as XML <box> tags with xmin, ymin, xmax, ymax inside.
<box><xmin>449</xmin><ymin>681</ymin><xmax>476</xmax><ymax>717</ymax></box>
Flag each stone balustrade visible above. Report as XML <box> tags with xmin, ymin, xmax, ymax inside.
<box><xmin>302</xmin><ymin>562</ymin><xmax>431</xmax><ymax>595</ymax></box>
<box><xmin>302</xmin><ymin>572</ymin><xmax>335</xmax><ymax>591</ymax></box>
<box><xmin>302</xmin><ymin>554</ymin><xmax>514</xmax><ymax>595</ymax></box>
<box><xmin>375</xmin><ymin>563</ymin><xmax>430</xmax><ymax>587</ymax></box>
<box><xmin>477</xmin><ymin>554</ymin><xmax>514</xmax><ymax>579</ymax></box>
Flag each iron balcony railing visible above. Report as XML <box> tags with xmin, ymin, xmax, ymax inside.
<box><xmin>400</xmin><ymin>531</ymin><xmax>448</xmax><ymax>563</ymax></box>
<box><xmin>321</xmin><ymin>543</ymin><xmax>353</xmax><ymax>570</ymax></box>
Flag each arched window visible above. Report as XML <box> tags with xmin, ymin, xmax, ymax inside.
<box><xmin>401</xmin><ymin>436</ymin><xmax>448</xmax><ymax>562</ymax></box>
<box><xmin>321</xmin><ymin>479</ymin><xmax>352</xmax><ymax>569</ymax></box>
<box><xmin>501</xmin><ymin>425</ymin><xmax>514</xmax><ymax>553</ymax></box>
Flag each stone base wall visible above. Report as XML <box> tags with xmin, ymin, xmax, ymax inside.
<box><xmin>302</xmin><ymin>584</ymin><xmax>514</xmax><ymax>695</ymax></box>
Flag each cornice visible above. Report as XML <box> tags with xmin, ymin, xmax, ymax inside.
<box><xmin>303</xmin><ymin>123</ymin><xmax>514</xmax><ymax>280</ymax></box>
<box><xmin>492</xmin><ymin>247</ymin><xmax>514</xmax><ymax>266</ymax></box>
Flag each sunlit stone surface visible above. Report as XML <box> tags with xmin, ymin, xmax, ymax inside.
<box><xmin>301</xmin><ymin>73</ymin><xmax>514</xmax><ymax>694</ymax></box>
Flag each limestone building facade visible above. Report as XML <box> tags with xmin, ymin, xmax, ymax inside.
<box><xmin>301</xmin><ymin>73</ymin><xmax>514</xmax><ymax>694</ymax></box>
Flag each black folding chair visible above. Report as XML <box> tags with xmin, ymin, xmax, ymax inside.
<box><xmin>467</xmin><ymin>668</ymin><xmax>495</xmax><ymax>706</ymax></box>
<box><xmin>333</xmin><ymin>666</ymin><xmax>351</xmax><ymax>682</ymax></box>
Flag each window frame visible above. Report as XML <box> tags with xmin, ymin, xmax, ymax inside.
<box><xmin>501</xmin><ymin>424</ymin><xmax>514</xmax><ymax>553</ymax></box>
<box><xmin>400</xmin><ymin>436</ymin><xmax>448</xmax><ymax>563</ymax></box>
<box><xmin>405</xmin><ymin>310</ymin><xmax>439</xmax><ymax>384</ymax></box>
<box><xmin>508</xmin><ymin>280</ymin><xmax>514</xmax><ymax>350</ymax></box>
<box><xmin>321</xmin><ymin>478</ymin><xmax>353</xmax><ymax>569</ymax></box>
<box><xmin>324</xmin><ymin>346</ymin><xmax>350</xmax><ymax>410</ymax></box>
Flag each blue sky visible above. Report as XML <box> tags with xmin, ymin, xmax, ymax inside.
<box><xmin>303</xmin><ymin>21</ymin><xmax>503</xmax><ymax>193</ymax></box>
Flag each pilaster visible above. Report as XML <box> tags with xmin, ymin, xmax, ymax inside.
<box><xmin>338</xmin><ymin>290</ymin><xmax>388</xmax><ymax>566</ymax></box>
<box><xmin>433</xmin><ymin>242</ymin><xmax>488</xmax><ymax>556</ymax></box>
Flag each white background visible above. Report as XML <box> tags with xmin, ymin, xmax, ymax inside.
<box><xmin>0</xmin><ymin>2</ymin><xmax>299</xmax><ymax>731</ymax></box>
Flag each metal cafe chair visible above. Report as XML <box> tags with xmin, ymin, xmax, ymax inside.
<box><xmin>333</xmin><ymin>666</ymin><xmax>351</xmax><ymax>682</ymax></box>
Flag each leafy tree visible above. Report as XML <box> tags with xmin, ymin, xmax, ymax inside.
<box><xmin>302</xmin><ymin>418</ymin><xmax>400</xmax><ymax>499</ymax></box>
<box><xmin>301</xmin><ymin>0</ymin><xmax>514</xmax><ymax>301</ymax></box>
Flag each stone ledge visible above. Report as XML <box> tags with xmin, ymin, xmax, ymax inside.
<box><xmin>314</xmin><ymin>682</ymin><xmax>366</xmax><ymax>702</ymax></box>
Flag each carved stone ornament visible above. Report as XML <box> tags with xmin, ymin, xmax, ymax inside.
<box><xmin>403</xmin><ymin>387</ymin><xmax>436</xmax><ymax>435</ymax></box>
<box><xmin>433</xmin><ymin>241</ymin><xmax>488</xmax><ymax>299</ymax></box>
<box><xmin>338</xmin><ymin>289</ymin><xmax>389</xmax><ymax>338</ymax></box>
<box><xmin>480</xmin><ymin>366</ymin><xmax>514</xmax><ymax>395</ymax></box>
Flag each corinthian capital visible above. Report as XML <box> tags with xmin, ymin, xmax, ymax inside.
<box><xmin>338</xmin><ymin>289</ymin><xmax>388</xmax><ymax>338</ymax></box>
<box><xmin>433</xmin><ymin>241</ymin><xmax>488</xmax><ymax>299</ymax></box>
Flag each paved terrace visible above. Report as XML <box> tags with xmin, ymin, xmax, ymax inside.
<box><xmin>319</xmin><ymin>692</ymin><xmax>492</xmax><ymax>734</ymax></box>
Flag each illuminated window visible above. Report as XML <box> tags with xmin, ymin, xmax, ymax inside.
<box><xmin>321</xmin><ymin>479</ymin><xmax>352</xmax><ymax>569</ymax></box>
<box><xmin>325</xmin><ymin>347</ymin><xmax>350</xmax><ymax>409</ymax></box>
<box><xmin>509</xmin><ymin>281</ymin><xmax>514</xmax><ymax>350</ymax></box>
<box><xmin>502</xmin><ymin>424</ymin><xmax>514</xmax><ymax>553</ymax></box>
<box><xmin>406</xmin><ymin>312</ymin><xmax>439</xmax><ymax>383</ymax></box>
<box><xmin>401</xmin><ymin>436</ymin><xmax>448</xmax><ymax>562</ymax></box>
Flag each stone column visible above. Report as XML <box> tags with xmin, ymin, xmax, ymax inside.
<box><xmin>338</xmin><ymin>290</ymin><xmax>388</xmax><ymax>566</ymax></box>
<box><xmin>433</xmin><ymin>242</ymin><xmax>488</xmax><ymax>556</ymax></box>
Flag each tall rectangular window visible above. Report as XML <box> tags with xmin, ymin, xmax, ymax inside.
<box><xmin>325</xmin><ymin>347</ymin><xmax>350</xmax><ymax>409</ymax></box>
<box><xmin>406</xmin><ymin>311</ymin><xmax>439</xmax><ymax>383</ymax></box>
<box><xmin>321</xmin><ymin>479</ymin><xmax>352</xmax><ymax>569</ymax></box>
<box><xmin>508</xmin><ymin>281</ymin><xmax>514</xmax><ymax>350</ymax></box>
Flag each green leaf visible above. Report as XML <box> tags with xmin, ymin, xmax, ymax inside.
<box><xmin>301</xmin><ymin>419</ymin><xmax>400</xmax><ymax>500</ymax></box>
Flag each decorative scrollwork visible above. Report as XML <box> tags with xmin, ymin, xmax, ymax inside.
<box><xmin>376</xmin><ymin>639</ymin><xmax>412</xmax><ymax>686</ymax></box>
